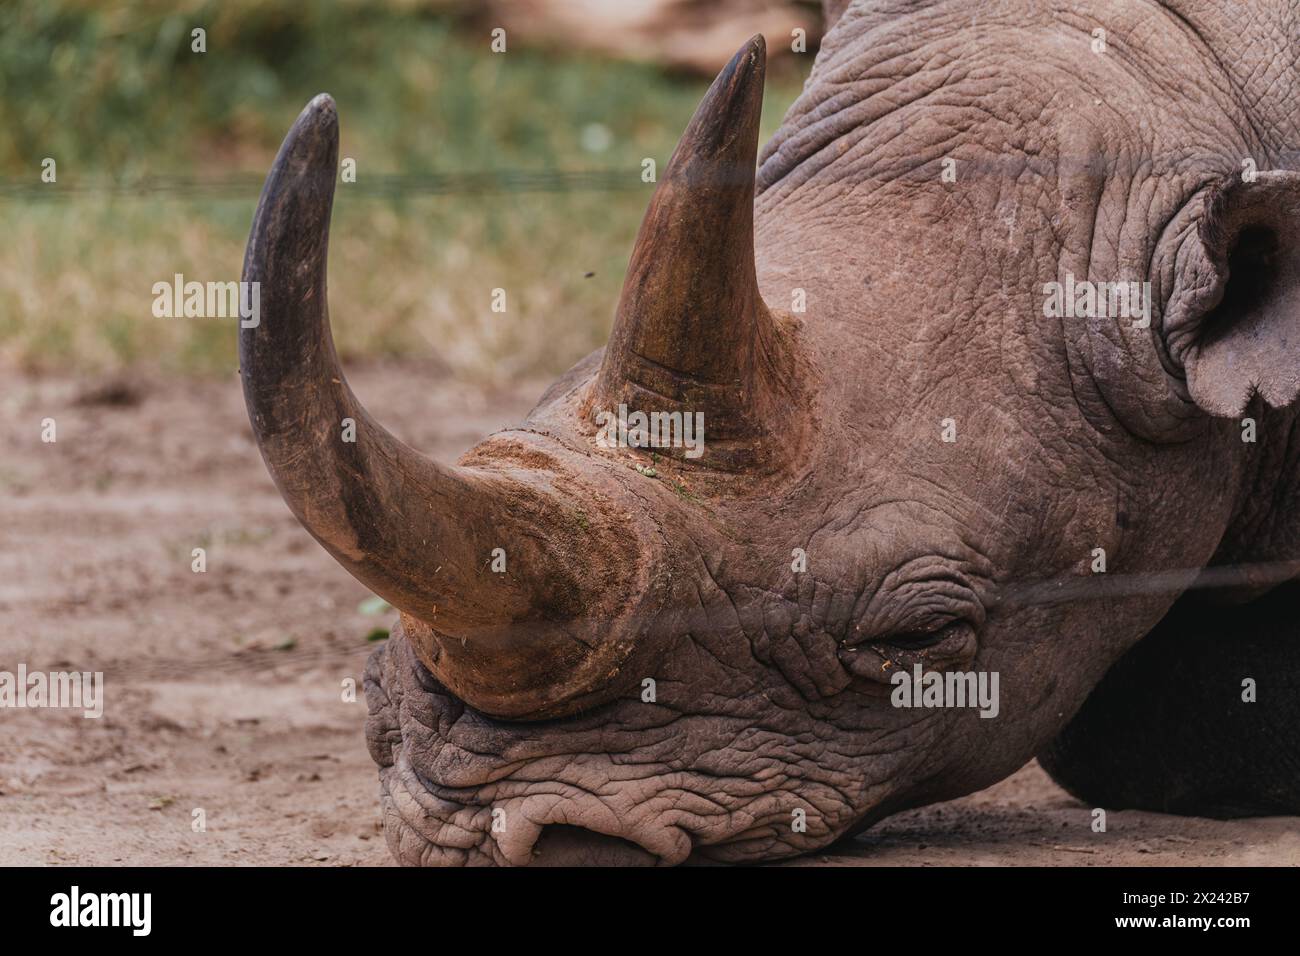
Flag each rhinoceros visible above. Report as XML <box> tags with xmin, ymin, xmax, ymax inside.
<box><xmin>239</xmin><ymin>0</ymin><xmax>1300</xmax><ymax>865</ymax></box>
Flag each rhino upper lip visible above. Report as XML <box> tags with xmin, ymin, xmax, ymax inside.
<box><xmin>384</xmin><ymin>662</ymin><xmax>693</xmax><ymax>865</ymax></box>
<box><xmin>398</xmin><ymin>757</ymin><xmax>686</xmax><ymax>866</ymax></box>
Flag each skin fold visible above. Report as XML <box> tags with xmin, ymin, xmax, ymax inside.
<box><xmin>244</xmin><ymin>1</ymin><xmax>1300</xmax><ymax>865</ymax></box>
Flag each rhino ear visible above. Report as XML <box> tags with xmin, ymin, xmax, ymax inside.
<box><xmin>1162</xmin><ymin>171</ymin><xmax>1300</xmax><ymax>417</ymax></box>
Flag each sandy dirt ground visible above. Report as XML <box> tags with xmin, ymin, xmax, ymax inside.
<box><xmin>1</xmin><ymin>363</ymin><xmax>1296</xmax><ymax>867</ymax></box>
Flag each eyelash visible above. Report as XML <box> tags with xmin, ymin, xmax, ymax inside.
<box><xmin>838</xmin><ymin>617</ymin><xmax>979</xmax><ymax>682</ymax></box>
<box><xmin>870</xmin><ymin>619</ymin><xmax>976</xmax><ymax>666</ymax></box>
<box><xmin>886</xmin><ymin>621</ymin><xmax>961</xmax><ymax>650</ymax></box>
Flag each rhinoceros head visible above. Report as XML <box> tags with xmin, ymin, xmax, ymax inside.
<box><xmin>241</xmin><ymin>9</ymin><xmax>1300</xmax><ymax>864</ymax></box>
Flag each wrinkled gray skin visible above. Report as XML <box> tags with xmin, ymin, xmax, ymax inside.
<box><xmin>365</xmin><ymin>0</ymin><xmax>1300</xmax><ymax>864</ymax></box>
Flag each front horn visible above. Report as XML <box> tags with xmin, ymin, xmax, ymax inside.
<box><xmin>239</xmin><ymin>96</ymin><xmax>637</xmax><ymax>712</ymax></box>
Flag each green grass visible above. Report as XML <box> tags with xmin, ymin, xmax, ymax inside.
<box><xmin>0</xmin><ymin>0</ymin><xmax>805</xmax><ymax>378</ymax></box>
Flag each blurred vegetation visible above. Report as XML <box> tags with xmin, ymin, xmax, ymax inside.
<box><xmin>0</xmin><ymin>0</ymin><xmax>806</xmax><ymax>378</ymax></box>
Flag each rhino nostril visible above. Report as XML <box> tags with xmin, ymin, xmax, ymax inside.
<box><xmin>529</xmin><ymin>825</ymin><xmax>658</xmax><ymax>867</ymax></box>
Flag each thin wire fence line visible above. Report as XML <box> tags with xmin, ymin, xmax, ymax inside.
<box><xmin>0</xmin><ymin>169</ymin><xmax>650</xmax><ymax>200</ymax></box>
<box><xmin>1005</xmin><ymin>558</ymin><xmax>1300</xmax><ymax>607</ymax></box>
<box><xmin>7</xmin><ymin>150</ymin><xmax>1291</xmax><ymax>200</ymax></box>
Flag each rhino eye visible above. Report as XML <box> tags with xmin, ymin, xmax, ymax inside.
<box><xmin>874</xmin><ymin>619</ymin><xmax>976</xmax><ymax>663</ymax></box>
<box><xmin>840</xmin><ymin>618</ymin><xmax>978</xmax><ymax>681</ymax></box>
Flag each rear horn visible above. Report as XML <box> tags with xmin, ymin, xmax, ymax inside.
<box><xmin>594</xmin><ymin>35</ymin><xmax>790</xmax><ymax>468</ymax></box>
